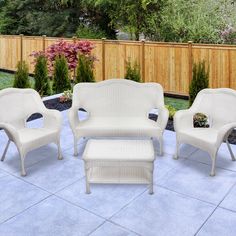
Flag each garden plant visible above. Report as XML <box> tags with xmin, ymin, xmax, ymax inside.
<box><xmin>34</xmin><ymin>55</ymin><xmax>50</xmax><ymax>96</ymax></box>
<box><xmin>13</xmin><ymin>61</ymin><xmax>30</xmax><ymax>88</ymax></box>
<box><xmin>76</xmin><ymin>54</ymin><xmax>95</xmax><ymax>83</ymax></box>
<box><xmin>189</xmin><ymin>60</ymin><xmax>209</xmax><ymax>106</ymax></box>
<box><xmin>125</xmin><ymin>60</ymin><xmax>141</xmax><ymax>82</ymax></box>
<box><xmin>53</xmin><ymin>55</ymin><xmax>71</xmax><ymax>93</ymax></box>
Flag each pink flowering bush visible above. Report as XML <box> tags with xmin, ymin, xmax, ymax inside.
<box><xmin>31</xmin><ymin>40</ymin><xmax>96</xmax><ymax>75</ymax></box>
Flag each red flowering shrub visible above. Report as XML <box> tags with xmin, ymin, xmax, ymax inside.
<box><xmin>31</xmin><ymin>40</ymin><xmax>96</xmax><ymax>75</ymax></box>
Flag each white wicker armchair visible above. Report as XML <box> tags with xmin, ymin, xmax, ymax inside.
<box><xmin>174</xmin><ymin>88</ymin><xmax>236</xmax><ymax>176</ymax></box>
<box><xmin>68</xmin><ymin>79</ymin><xmax>169</xmax><ymax>156</ymax></box>
<box><xmin>0</xmin><ymin>88</ymin><xmax>62</xmax><ymax>176</ymax></box>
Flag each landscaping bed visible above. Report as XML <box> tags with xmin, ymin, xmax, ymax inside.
<box><xmin>38</xmin><ymin>97</ymin><xmax>236</xmax><ymax>145</ymax></box>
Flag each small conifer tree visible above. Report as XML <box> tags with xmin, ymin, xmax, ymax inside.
<box><xmin>53</xmin><ymin>55</ymin><xmax>71</xmax><ymax>93</ymax></box>
<box><xmin>125</xmin><ymin>60</ymin><xmax>141</xmax><ymax>82</ymax></box>
<box><xmin>34</xmin><ymin>55</ymin><xmax>50</xmax><ymax>96</ymax></box>
<box><xmin>189</xmin><ymin>60</ymin><xmax>209</xmax><ymax>106</ymax></box>
<box><xmin>76</xmin><ymin>54</ymin><xmax>95</xmax><ymax>83</ymax></box>
<box><xmin>13</xmin><ymin>61</ymin><xmax>30</xmax><ymax>88</ymax></box>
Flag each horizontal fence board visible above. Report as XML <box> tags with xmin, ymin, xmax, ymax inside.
<box><xmin>0</xmin><ymin>35</ymin><xmax>236</xmax><ymax>95</ymax></box>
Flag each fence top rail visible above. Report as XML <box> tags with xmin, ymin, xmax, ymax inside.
<box><xmin>1</xmin><ymin>34</ymin><xmax>236</xmax><ymax>49</ymax></box>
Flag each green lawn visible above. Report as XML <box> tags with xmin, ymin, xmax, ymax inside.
<box><xmin>164</xmin><ymin>97</ymin><xmax>189</xmax><ymax>110</ymax></box>
<box><xmin>0</xmin><ymin>71</ymin><xmax>34</xmax><ymax>90</ymax></box>
<box><xmin>0</xmin><ymin>71</ymin><xmax>189</xmax><ymax>110</ymax></box>
<box><xmin>0</xmin><ymin>72</ymin><xmax>15</xmax><ymax>90</ymax></box>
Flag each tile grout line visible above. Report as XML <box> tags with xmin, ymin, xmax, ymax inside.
<box><xmin>55</xmin><ymin>194</ymin><xmax>107</xmax><ymax>220</ymax></box>
<box><xmin>218</xmin><ymin>205</ymin><xmax>236</xmax><ymax>214</ymax></box>
<box><xmin>104</xmin><ymin>188</ymin><xmax>149</xmax><ymax>236</ymax></box>
<box><xmin>105</xmin><ymin>220</ymin><xmax>143</xmax><ymax>236</ymax></box>
<box><xmin>55</xmin><ymin>185</ymin><xmax>147</xmax><ymax>236</ymax></box>
<box><xmin>0</xmin><ymin>194</ymin><xmax>52</xmax><ymax>225</ymax></box>
<box><xmin>108</xmin><ymin>187</ymin><xmax>149</xmax><ymax>220</ymax></box>
<box><xmin>86</xmin><ymin>221</ymin><xmax>107</xmax><ymax>236</ymax></box>
<box><xmin>155</xmin><ymin>184</ymin><xmax>217</xmax><ymax>207</ymax></box>
<box><xmin>53</xmin><ymin>176</ymin><xmax>85</xmax><ymax>195</ymax></box>
<box><xmin>194</xmin><ymin>182</ymin><xmax>236</xmax><ymax>235</ymax></box>
<box><xmin>186</xmin><ymin>155</ymin><xmax>236</xmax><ymax>173</ymax></box>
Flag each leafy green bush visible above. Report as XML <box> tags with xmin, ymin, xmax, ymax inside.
<box><xmin>53</xmin><ymin>55</ymin><xmax>71</xmax><ymax>93</ymax></box>
<box><xmin>13</xmin><ymin>61</ymin><xmax>30</xmax><ymax>88</ymax></box>
<box><xmin>165</xmin><ymin>105</ymin><xmax>176</xmax><ymax>120</ymax></box>
<box><xmin>34</xmin><ymin>55</ymin><xmax>50</xmax><ymax>96</ymax></box>
<box><xmin>189</xmin><ymin>60</ymin><xmax>209</xmax><ymax>106</ymax></box>
<box><xmin>76</xmin><ymin>54</ymin><xmax>95</xmax><ymax>83</ymax></box>
<box><xmin>125</xmin><ymin>60</ymin><xmax>141</xmax><ymax>82</ymax></box>
<box><xmin>76</xmin><ymin>24</ymin><xmax>107</xmax><ymax>39</ymax></box>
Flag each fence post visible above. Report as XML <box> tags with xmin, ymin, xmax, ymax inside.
<box><xmin>188</xmin><ymin>41</ymin><xmax>193</xmax><ymax>91</ymax></box>
<box><xmin>141</xmin><ymin>39</ymin><xmax>146</xmax><ymax>82</ymax></box>
<box><xmin>102</xmin><ymin>38</ymin><xmax>106</xmax><ymax>81</ymax></box>
<box><xmin>72</xmin><ymin>36</ymin><xmax>77</xmax><ymax>81</ymax></box>
<box><xmin>42</xmin><ymin>35</ymin><xmax>46</xmax><ymax>52</ymax></box>
<box><xmin>229</xmin><ymin>50</ymin><xmax>232</xmax><ymax>88</ymax></box>
<box><xmin>20</xmin><ymin>34</ymin><xmax>24</xmax><ymax>63</ymax></box>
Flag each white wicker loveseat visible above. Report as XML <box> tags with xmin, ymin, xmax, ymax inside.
<box><xmin>68</xmin><ymin>79</ymin><xmax>169</xmax><ymax>156</ymax></box>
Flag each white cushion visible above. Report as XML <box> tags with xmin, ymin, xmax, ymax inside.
<box><xmin>76</xmin><ymin>117</ymin><xmax>161</xmax><ymax>137</ymax></box>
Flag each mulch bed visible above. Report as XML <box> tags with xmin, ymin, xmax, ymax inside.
<box><xmin>27</xmin><ymin>97</ymin><xmax>236</xmax><ymax>145</ymax></box>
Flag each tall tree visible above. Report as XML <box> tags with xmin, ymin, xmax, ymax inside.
<box><xmin>0</xmin><ymin>0</ymin><xmax>82</xmax><ymax>36</ymax></box>
<box><xmin>91</xmin><ymin>0</ymin><xmax>165</xmax><ymax>40</ymax></box>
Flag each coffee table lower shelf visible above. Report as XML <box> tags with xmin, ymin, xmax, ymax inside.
<box><xmin>85</xmin><ymin>165</ymin><xmax>154</xmax><ymax>194</ymax></box>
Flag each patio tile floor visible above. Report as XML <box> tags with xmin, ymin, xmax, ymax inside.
<box><xmin>0</xmin><ymin>110</ymin><xmax>235</xmax><ymax>235</ymax></box>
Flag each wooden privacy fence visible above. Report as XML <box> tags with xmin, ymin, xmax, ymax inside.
<box><xmin>0</xmin><ymin>34</ymin><xmax>236</xmax><ymax>95</ymax></box>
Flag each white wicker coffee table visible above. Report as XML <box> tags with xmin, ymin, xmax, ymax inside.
<box><xmin>82</xmin><ymin>139</ymin><xmax>155</xmax><ymax>194</ymax></box>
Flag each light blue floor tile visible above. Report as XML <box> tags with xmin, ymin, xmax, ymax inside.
<box><xmin>0</xmin><ymin>196</ymin><xmax>104</xmax><ymax>236</ymax></box>
<box><xmin>158</xmin><ymin>160</ymin><xmax>236</xmax><ymax>204</ymax></box>
<box><xmin>153</xmin><ymin>153</ymin><xmax>187</xmax><ymax>183</ymax></box>
<box><xmin>220</xmin><ymin>184</ymin><xmax>236</xmax><ymax>212</ymax></box>
<box><xmin>0</xmin><ymin>146</ymin><xmax>51</xmax><ymax>174</ymax></box>
<box><xmin>19</xmin><ymin>155</ymin><xmax>85</xmax><ymax>193</ymax></box>
<box><xmin>0</xmin><ymin>169</ymin><xmax>8</xmax><ymax>179</ymax></box>
<box><xmin>162</xmin><ymin>130</ymin><xmax>197</xmax><ymax>157</ymax></box>
<box><xmin>111</xmin><ymin>187</ymin><xmax>215</xmax><ymax>236</ymax></box>
<box><xmin>90</xmin><ymin>222</ymin><xmax>138</xmax><ymax>236</ymax></box>
<box><xmin>187</xmin><ymin>144</ymin><xmax>236</xmax><ymax>172</ymax></box>
<box><xmin>57</xmin><ymin>178</ymin><xmax>147</xmax><ymax>219</ymax></box>
<box><xmin>64</xmin><ymin>141</ymin><xmax>87</xmax><ymax>158</ymax></box>
<box><xmin>0</xmin><ymin>175</ymin><xmax>49</xmax><ymax>224</ymax></box>
<box><xmin>197</xmin><ymin>208</ymin><xmax>236</xmax><ymax>236</ymax></box>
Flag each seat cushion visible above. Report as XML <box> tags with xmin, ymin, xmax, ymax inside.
<box><xmin>76</xmin><ymin>117</ymin><xmax>161</xmax><ymax>137</ymax></box>
<box><xmin>178</xmin><ymin>128</ymin><xmax>219</xmax><ymax>150</ymax></box>
<box><xmin>18</xmin><ymin>128</ymin><xmax>58</xmax><ymax>150</ymax></box>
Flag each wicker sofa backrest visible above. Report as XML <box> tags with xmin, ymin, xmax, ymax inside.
<box><xmin>72</xmin><ymin>79</ymin><xmax>165</xmax><ymax>118</ymax></box>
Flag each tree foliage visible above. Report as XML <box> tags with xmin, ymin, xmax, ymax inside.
<box><xmin>34</xmin><ymin>55</ymin><xmax>50</xmax><ymax>96</ymax></box>
<box><xmin>0</xmin><ymin>0</ymin><xmax>236</xmax><ymax>43</ymax></box>
<box><xmin>0</xmin><ymin>0</ymin><xmax>116</xmax><ymax>38</ymax></box>
<box><xmin>13</xmin><ymin>61</ymin><xmax>30</xmax><ymax>88</ymax></box>
<box><xmin>91</xmin><ymin>0</ymin><xmax>165</xmax><ymax>40</ymax></box>
<box><xmin>158</xmin><ymin>0</ymin><xmax>236</xmax><ymax>43</ymax></box>
<box><xmin>53</xmin><ymin>55</ymin><xmax>71</xmax><ymax>93</ymax></box>
<box><xmin>76</xmin><ymin>54</ymin><xmax>95</xmax><ymax>83</ymax></box>
<box><xmin>189</xmin><ymin>61</ymin><xmax>209</xmax><ymax>106</ymax></box>
<box><xmin>125</xmin><ymin>60</ymin><xmax>141</xmax><ymax>82</ymax></box>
